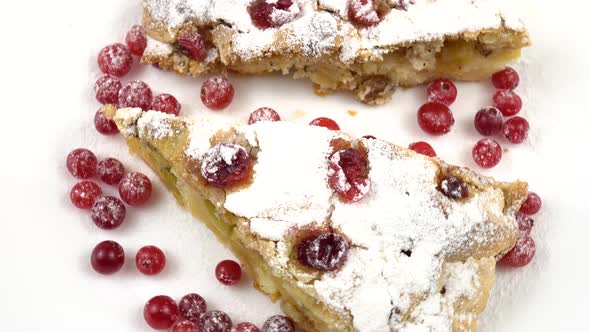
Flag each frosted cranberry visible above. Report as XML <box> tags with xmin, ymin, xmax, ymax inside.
<box><xmin>215</xmin><ymin>260</ymin><xmax>242</xmax><ymax>285</ymax></box>
<box><xmin>201</xmin><ymin>76</ymin><xmax>235</xmax><ymax>110</ymax></box>
<box><xmin>500</xmin><ymin>235</ymin><xmax>535</xmax><ymax>267</ymax></box>
<box><xmin>144</xmin><ymin>295</ymin><xmax>179</xmax><ymax>330</ymax></box>
<box><xmin>126</xmin><ymin>25</ymin><xmax>147</xmax><ymax>56</ymax></box>
<box><xmin>516</xmin><ymin>211</ymin><xmax>535</xmax><ymax>236</ymax></box>
<box><xmin>70</xmin><ymin>181</ymin><xmax>102</xmax><ymax>209</ymax></box>
<box><xmin>248</xmin><ymin>107</ymin><xmax>281</xmax><ymax>124</ymax></box>
<box><xmin>439</xmin><ymin>175</ymin><xmax>468</xmax><ymax>199</ymax></box>
<box><xmin>118</xmin><ymin>80</ymin><xmax>153</xmax><ymax>110</ymax></box>
<box><xmin>262</xmin><ymin>315</ymin><xmax>294</xmax><ymax>332</ymax></box>
<box><xmin>200</xmin><ymin>143</ymin><xmax>252</xmax><ymax>188</ymax></box>
<box><xmin>97</xmin><ymin>158</ymin><xmax>125</xmax><ymax>185</ymax></box>
<box><xmin>201</xmin><ymin>311</ymin><xmax>232</xmax><ymax>332</ymax></box>
<box><xmin>472</xmin><ymin>138</ymin><xmax>502</xmax><ymax>168</ymax></box>
<box><xmin>97</xmin><ymin>43</ymin><xmax>133</xmax><ymax>77</ymax></box>
<box><xmin>474</xmin><ymin>106</ymin><xmax>503</xmax><ymax>136</ymax></box>
<box><xmin>297</xmin><ymin>233</ymin><xmax>349</xmax><ymax>271</ymax></box>
<box><xmin>151</xmin><ymin>93</ymin><xmax>181</xmax><ymax>116</ymax></box>
<box><xmin>348</xmin><ymin>0</ymin><xmax>381</xmax><ymax>27</ymax></box>
<box><xmin>249</xmin><ymin>0</ymin><xmax>296</xmax><ymax>29</ymax></box>
<box><xmin>118</xmin><ymin>172</ymin><xmax>152</xmax><ymax>206</ymax></box>
<box><xmin>236</xmin><ymin>322</ymin><xmax>261</xmax><ymax>332</ymax></box>
<box><xmin>94</xmin><ymin>108</ymin><xmax>119</xmax><ymax>135</ymax></box>
<box><xmin>90</xmin><ymin>196</ymin><xmax>126</xmax><ymax>230</ymax></box>
<box><xmin>417</xmin><ymin>102</ymin><xmax>454</xmax><ymax>135</ymax></box>
<box><xmin>493</xmin><ymin>90</ymin><xmax>522</xmax><ymax>116</ymax></box>
<box><xmin>520</xmin><ymin>192</ymin><xmax>542</xmax><ymax>215</ymax></box>
<box><xmin>178</xmin><ymin>31</ymin><xmax>208</xmax><ymax>61</ymax></box>
<box><xmin>309</xmin><ymin>117</ymin><xmax>340</xmax><ymax>131</ymax></box>
<box><xmin>492</xmin><ymin>67</ymin><xmax>520</xmax><ymax>90</ymax></box>
<box><xmin>91</xmin><ymin>240</ymin><xmax>125</xmax><ymax>275</ymax></box>
<box><xmin>179</xmin><ymin>293</ymin><xmax>207</xmax><ymax>323</ymax></box>
<box><xmin>328</xmin><ymin>149</ymin><xmax>370</xmax><ymax>202</ymax></box>
<box><xmin>362</xmin><ymin>135</ymin><xmax>376</xmax><ymax>140</ymax></box>
<box><xmin>94</xmin><ymin>75</ymin><xmax>122</xmax><ymax>104</ymax></box>
<box><xmin>172</xmin><ymin>320</ymin><xmax>199</xmax><ymax>332</ymax></box>
<box><xmin>426</xmin><ymin>79</ymin><xmax>457</xmax><ymax>106</ymax></box>
<box><xmin>503</xmin><ymin>116</ymin><xmax>529</xmax><ymax>144</ymax></box>
<box><xmin>408</xmin><ymin>141</ymin><xmax>437</xmax><ymax>157</ymax></box>
<box><xmin>136</xmin><ymin>245</ymin><xmax>166</xmax><ymax>275</ymax></box>
<box><xmin>67</xmin><ymin>148</ymin><xmax>98</xmax><ymax>179</ymax></box>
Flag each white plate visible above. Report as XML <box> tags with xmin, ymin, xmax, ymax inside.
<box><xmin>0</xmin><ymin>0</ymin><xmax>588</xmax><ymax>331</ymax></box>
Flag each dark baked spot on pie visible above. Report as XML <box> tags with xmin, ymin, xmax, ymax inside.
<box><xmin>401</xmin><ymin>249</ymin><xmax>412</xmax><ymax>257</ymax></box>
<box><xmin>439</xmin><ymin>175</ymin><xmax>469</xmax><ymax>199</ymax></box>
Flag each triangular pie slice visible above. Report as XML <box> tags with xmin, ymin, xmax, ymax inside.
<box><xmin>106</xmin><ymin>106</ymin><xmax>528</xmax><ymax>331</ymax></box>
<box><xmin>140</xmin><ymin>0</ymin><xmax>529</xmax><ymax>104</ymax></box>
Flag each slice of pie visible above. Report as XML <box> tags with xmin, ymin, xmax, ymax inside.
<box><xmin>140</xmin><ymin>0</ymin><xmax>529</xmax><ymax>104</ymax></box>
<box><xmin>105</xmin><ymin>105</ymin><xmax>528</xmax><ymax>331</ymax></box>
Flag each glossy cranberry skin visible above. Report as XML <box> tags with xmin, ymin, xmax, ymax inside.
<box><xmin>94</xmin><ymin>75</ymin><xmax>122</xmax><ymax>104</ymax></box>
<box><xmin>118</xmin><ymin>80</ymin><xmax>153</xmax><ymax>110</ymax></box>
<box><xmin>417</xmin><ymin>102</ymin><xmax>454</xmax><ymax>135</ymax></box>
<box><xmin>91</xmin><ymin>240</ymin><xmax>125</xmax><ymax>275</ymax></box>
<box><xmin>500</xmin><ymin>235</ymin><xmax>536</xmax><ymax>267</ymax></box>
<box><xmin>179</xmin><ymin>293</ymin><xmax>207</xmax><ymax>323</ymax></box>
<box><xmin>348</xmin><ymin>0</ymin><xmax>381</xmax><ymax>27</ymax></box>
<box><xmin>408</xmin><ymin>141</ymin><xmax>437</xmax><ymax>157</ymax></box>
<box><xmin>309</xmin><ymin>117</ymin><xmax>340</xmax><ymax>131</ymax></box>
<box><xmin>492</xmin><ymin>67</ymin><xmax>520</xmax><ymax>90</ymax></box>
<box><xmin>503</xmin><ymin>116</ymin><xmax>529</xmax><ymax>144</ymax></box>
<box><xmin>201</xmin><ymin>311</ymin><xmax>232</xmax><ymax>332</ymax></box>
<box><xmin>67</xmin><ymin>148</ymin><xmax>98</xmax><ymax>179</ymax></box>
<box><xmin>172</xmin><ymin>320</ymin><xmax>199</xmax><ymax>332</ymax></box>
<box><xmin>200</xmin><ymin>76</ymin><xmax>235</xmax><ymax>110</ymax></box>
<box><xmin>178</xmin><ymin>31</ymin><xmax>208</xmax><ymax>61</ymax></box>
<box><xmin>248</xmin><ymin>107</ymin><xmax>281</xmax><ymax>124</ymax></box>
<box><xmin>262</xmin><ymin>315</ymin><xmax>294</xmax><ymax>332</ymax></box>
<box><xmin>200</xmin><ymin>144</ymin><xmax>252</xmax><ymax>188</ymax></box>
<box><xmin>474</xmin><ymin>106</ymin><xmax>503</xmax><ymax>136</ymax></box>
<box><xmin>426</xmin><ymin>79</ymin><xmax>457</xmax><ymax>106</ymax></box>
<box><xmin>297</xmin><ymin>233</ymin><xmax>350</xmax><ymax>271</ymax></box>
<box><xmin>520</xmin><ymin>192</ymin><xmax>542</xmax><ymax>215</ymax></box>
<box><xmin>236</xmin><ymin>322</ymin><xmax>261</xmax><ymax>332</ymax></box>
<box><xmin>97</xmin><ymin>43</ymin><xmax>133</xmax><ymax>77</ymax></box>
<box><xmin>151</xmin><ymin>93</ymin><xmax>181</xmax><ymax>116</ymax></box>
<box><xmin>118</xmin><ymin>172</ymin><xmax>152</xmax><ymax>206</ymax></box>
<box><xmin>126</xmin><ymin>25</ymin><xmax>147</xmax><ymax>56</ymax></box>
<box><xmin>136</xmin><ymin>246</ymin><xmax>166</xmax><ymax>275</ymax></box>
<box><xmin>472</xmin><ymin>138</ymin><xmax>502</xmax><ymax>169</ymax></box>
<box><xmin>90</xmin><ymin>196</ymin><xmax>126</xmax><ymax>230</ymax></box>
<box><xmin>144</xmin><ymin>295</ymin><xmax>179</xmax><ymax>330</ymax></box>
<box><xmin>70</xmin><ymin>180</ymin><xmax>102</xmax><ymax>209</ymax></box>
<box><xmin>94</xmin><ymin>108</ymin><xmax>120</xmax><ymax>135</ymax></box>
<box><xmin>97</xmin><ymin>158</ymin><xmax>125</xmax><ymax>185</ymax></box>
<box><xmin>493</xmin><ymin>90</ymin><xmax>522</xmax><ymax>117</ymax></box>
<box><xmin>215</xmin><ymin>260</ymin><xmax>242</xmax><ymax>285</ymax></box>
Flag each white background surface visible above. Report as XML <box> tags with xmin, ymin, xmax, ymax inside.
<box><xmin>0</xmin><ymin>0</ymin><xmax>588</xmax><ymax>331</ymax></box>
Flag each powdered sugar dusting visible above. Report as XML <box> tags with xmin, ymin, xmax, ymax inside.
<box><xmin>136</xmin><ymin>110</ymin><xmax>177</xmax><ymax>139</ymax></box>
<box><xmin>145</xmin><ymin>35</ymin><xmax>173</xmax><ymax>56</ymax></box>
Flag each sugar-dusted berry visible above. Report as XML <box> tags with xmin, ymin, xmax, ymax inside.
<box><xmin>408</xmin><ymin>141</ymin><xmax>437</xmax><ymax>157</ymax></box>
<box><xmin>427</xmin><ymin>79</ymin><xmax>457</xmax><ymax>106</ymax></box>
<box><xmin>520</xmin><ymin>192</ymin><xmax>542</xmax><ymax>215</ymax></box>
<box><xmin>500</xmin><ymin>235</ymin><xmax>536</xmax><ymax>267</ymax></box>
<box><xmin>151</xmin><ymin>93</ymin><xmax>181</xmax><ymax>116</ymax></box>
<box><xmin>70</xmin><ymin>180</ymin><xmax>102</xmax><ymax>209</ymax></box>
<box><xmin>90</xmin><ymin>196</ymin><xmax>126</xmax><ymax>230</ymax></box>
<box><xmin>67</xmin><ymin>148</ymin><xmax>98</xmax><ymax>179</ymax></box>
<box><xmin>417</xmin><ymin>102</ymin><xmax>454</xmax><ymax>135</ymax></box>
<box><xmin>179</xmin><ymin>293</ymin><xmax>207</xmax><ymax>323</ymax></box>
<box><xmin>200</xmin><ymin>143</ymin><xmax>252</xmax><ymax>188</ymax></box>
<box><xmin>297</xmin><ymin>233</ymin><xmax>350</xmax><ymax>271</ymax></box>
<box><xmin>492</xmin><ymin>67</ymin><xmax>520</xmax><ymax>90</ymax></box>
<box><xmin>309</xmin><ymin>117</ymin><xmax>340</xmax><ymax>131</ymax></box>
<box><xmin>328</xmin><ymin>148</ymin><xmax>370</xmax><ymax>202</ymax></box>
<box><xmin>118</xmin><ymin>80</ymin><xmax>153</xmax><ymax>110</ymax></box>
<box><xmin>126</xmin><ymin>25</ymin><xmax>147</xmax><ymax>56</ymax></box>
<box><xmin>94</xmin><ymin>108</ymin><xmax>119</xmax><ymax>135</ymax></box>
<box><xmin>94</xmin><ymin>75</ymin><xmax>122</xmax><ymax>105</ymax></box>
<box><xmin>201</xmin><ymin>76</ymin><xmax>235</xmax><ymax>110</ymax></box>
<box><xmin>215</xmin><ymin>260</ymin><xmax>242</xmax><ymax>285</ymax></box>
<box><xmin>248</xmin><ymin>107</ymin><xmax>281</xmax><ymax>124</ymax></box>
<box><xmin>118</xmin><ymin>172</ymin><xmax>152</xmax><ymax>206</ymax></box>
<box><xmin>439</xmin><ymin>175</ymin><xmax>468</xmax><ymax>199</ymax></box>
<box><xmin>97</xmin><ymin>43</ymin><xmax>133</xmax><ymax>77</ymax></box>
<box><xmin>493</xmin><ymin>90</ymin><xmax>522</xmax><ymax>117</ymax></box>
<box><xmin>178</xmin><ymin>31</ymin><xmax>208</xmax><ymax>61</ymax></box>
<box><xmin>503</xmin><ymin>116</ymin><xmax>529</xmax><ymax>144</ymax></box>
<box><xmin>97</xmin><ymin>158</ymin><xmax>125</xmax><ymax>185</ymax></box>
<box><xmin>201</xmin><ymin>311</ymin><xmax>232</xmax><ymax>332</ymax></box>
<box><xmin>472</xmin><ymin>138</ymin><xmax>502</xmax><ymax>168</ymax></box>
<box><xmin>474</xmin><ymin>106</ymin><xmax>503</xmax><ymax>136</ymax></box>
<box><xmin>262</xmin><ymin>315</ymin><xmax>295</xmax><ymax>332</ymax></box>
<box><xmin>136</xmin><ymin>245</ymin><xmax>166</xmax><ymax>275</ymax></box>
<box><xmin>348</xmin><ymin>0</ymin><xmax>381</xmax><ymax>27</ymax></box>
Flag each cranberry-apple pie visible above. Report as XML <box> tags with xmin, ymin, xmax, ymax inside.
<box><xmin>105</xmin><ymin>106</ymin><xmax>528</xmax><ymax>331</ymax></box>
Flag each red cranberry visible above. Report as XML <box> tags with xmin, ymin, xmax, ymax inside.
<box><xmin>417</xmin><ymin>102</ymin><xmax>454</xmax><ymax>135</ymax></box>
<box><xmin>474</xmin><ymin>106</ymin><xmax>503</xmax><ymax>136</ymax></box>
<box><xmin>492</xmin><ymin>67</ymin><xmax>520</xmax><ymax>90</ymax></box>
<box><xmin>91</xmin><ymin>240</ymin><xmax>125</xmax><ymax>275</ymax></box>
<box><xmin>493</xmin><ymin>90</ymin><xmax>522</xmax><ymax>117</ymax></box>
<box><xmin>362</xmin><ymin>135</ymin><xmax>376</xmax><ymax>140</ymax></box>
<box><xmin>90</xmin><ymin>196</ymin><xmax>126</xmax><ymax>230</ymax></box>
<box><xmin>262</xmin><ymin>315</ymin><xmax>294</xmax><ymax>332</ymax></box>
<box><xmin>297</xmin><ymin>233</ymin><xmax>349</xmax><ymax>271</ymax></box>
<box><xmin>118</xmin><ymin>172</ymin><xmax>152</xmax><ymax>206</ymax></box>
<box><xmin>520</xmin><ymin>192</ymin><xmax>542</xmax><ymax>215</ymax></box>
<box><xmin>426</xmin><ymin>79</ymin><xmax>457</xmax><ymax>106</ymax></box>
<box><xmin>248</xmin><ymin>107</ymin><xmax>281</xmax><ymax>124</ymax></box>
<box><xmin>178</xmin><ymin>31</ymin><xmax>208</xmax><ymax>61</ymax></box>
<box><xmin>516</xmin><ymin>211</ymin><xmax>535</xmax><ymax>236</ymax></box>
<box><xmin>151</xmin><ymin>93</ymin><xmax>181</xmax><ymax>116</ymax></box>
<box><xmin>472</xmin><ymin>138</ymin><xmax>502</xmax><ymax>168</ymax></box>
<box><xmin>67</xmin><ymin>148</ymin><xmax>98</xmax><ymax>179</ymax></box>
<box><xmin>309</xmin><ymin>117</ymin><xmax>340</xmax><ymax>130</ymax></box>
<box><xmin>97</xmin><ymin>158</ymin><xmax>125</xmax><ymax>185</ymax></box>
<box><xmin>179</xmin><ymin>293</ymin><xmax>207</xmax><ymax>323</ymax></box>
<box><xmin>328</xmin><ymin>149</ymin><xmax>370</xmax><ymax>202</ymax></box>
<box><xmin>408</xmin><ymin>141</ymin><xmax>437</xmax><ymax>157</ymax></box>
<box><xmin>200</xmin><ymin>143</ymin><xmax>252</xmax><ymax>188</ymax></box>
<box><xmin>136</xmin><ymin>245</ymin><xmax>166</xmax><ymax>275</ymax></box>
<box><xmin>144</xmin><ymin>295</ymin><xmax>179</xmax><ymax>330</ymax></box>
<box><xmin>94</xmin><ymin>75</ymin><xmax>122</xmax><ymax>104</ymax></box>
<box><xmin>126</xmin><ymin>25</ymin><xmax>147</xmax><ymax>56</ymax></box>
<box><xmin>439</xmin><ymin>175</ymin><xmax>468</xmax><ymax>199</ymax></box>
<box><xmin>201</xmin><ymin>311</ymin><xmax>232</xmax><ymax>332</ymax></box>
<box><xmin>249</xmin><ymin>0</ymin><xmax>296</xmax><ymax>29</ymax></box>
<box><xmin>215</xmin><ymin>260</ymin><xmax>242</xmax><ymax>285</ymax></box>
<box><xmin>500</xmin><ymin>235</ymin><xmax>536</xmax><ymax>267</ymax></box>
<box><xmin>97</xmin><ymin>43</ymin><xmax>133</xmax><ymax>77</ymax></box>
<box><xmin>201</xmin><ymin>76</ymin><xmax>234</xmax><ymax>110</ymax></box>
<box><xmin>503</xmin><ymin>116</ymin><xmax>529</xmax><ymax>144</ymax></box>
<box><xmin>348</xmin><ymin>0</ymin><xmax>381</xmax><ymax>27</ymax></box>
<box><xmin>70</xmin><ymin>180</ymin><xmax>102</xmax><ymax>209</ymax></box>
<box><xmin>94</xmin><ymin>108</ymin><xmax>119</xmax><ymax>135</ymax></box>
<box><xmin>118</xmin><ymin>80</ymin><xmax>153</xmax><ymax>110</ymax></box>
<box><xmin>172</xmin><ymin>320</ymin><xmax>199</xmax><ymax>332</ymax></box>
<box><xmin>236</xmin><ymin>322</ymin><xmax>261</xmax><ymax>332</ymax></box>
